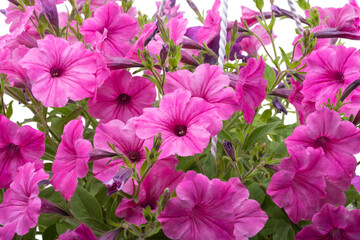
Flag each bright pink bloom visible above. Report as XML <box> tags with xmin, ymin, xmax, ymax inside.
<box><xmin>235</xmin><ymin>57</ymin><xmax>267</xmax><ymax>124</ymax></box>
<box><xmin>5</xmin><ymin>3</ymin><xmax>35</xmax><ymax>37</ymax></box>
<box><xmin>295</xmin><ymin>204</ymin><xmax>360</xmax><ymax>240</ymax></box>
<box><xmin>158</xmin><ymin>171</ymin><xmax>267</xmax><ymax>240</ymax></box>
<box><xmin>80</xmin><ymin>2</ymin><xmax>139</xmax><ymax>57</ymax></box>
<box><xmin>58</xmin><ymin>223</ymin><xmax>97</xmax><ymax>240</ymax></box>
<box><xmin>164</xmin><ymin>64</ymin><xmax>240</xmax><ymax>120</ymax></box>
<box><xmin>240</xmin><ymin>6</ymin><xmax>260</xmax><ymax>27</ymax></box>
<box><xmin>88</xmin><ymin>70</ymin><xmax>156</xmax><ymax>123</ymax></box>
<box><xmin>51</xmin><ymin>117</ymin><xmax>92</xmax><ymax>200</ymax></box>
<box><xmin>239</xmin><ymin>25</ymin><xmax>274</xmax><ymax>56</ymax></box>
<box><xmin>267</xmin><ymin>146</ymin><xmax>326</xmax><ymax>223</ymax></box>
<box><xmin>285</xmin><ymin>108</ymin><xmax>360</xmax><ymax>189</ymax></box>
<box><xmin>197</xmin><ymin>0</ymin><xmax>221</xmax><ymax>44</ymax></box>
<box><xmin>135</xmin><ymin>89</ymin><xmax>221</xmax><ymax>157</ymax></box>
<box><xmin>93</xmin><ymin>118</ymin><xmax>146</xmax><ymax>182</ymax></box>
<box><xmin>0</xmin><ymin>163</ymin><xmax>49</xmax><ymax>238</ymax></box>
<box><xmin>116</xmin><ymin>158</ymin><xmax>184</xmax><ymax>225</ymax></box>
<box><xmin>0</xmin><ymin>115</ymin><xmax>44</xmax><ymax>189</ymax></box>
<box><xmin>20</xmin><ymin>35</ymin><xmax>108</xmax><ymax>107</ymax></box>
<box><xmin>301</xmin><ymin>45</ymin><xmax>360</xmax><ymax>108</ymax></box>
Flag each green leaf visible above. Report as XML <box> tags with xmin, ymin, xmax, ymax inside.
<box><xmin>5</xmin><ymin>100</ymin><xmax>13</xmax><ymax>119</ymax></box>
<box><xmin>203</xmin><ymin>153</ymin><xmax>217</xmax><ymax>179</ymax></box>
<box><xmin>253</xmin><ymin>0</ymin><xmax>264</xmax><ymax>10</ymax></box>
<box><xmin>273</xmin><ymin>219</ymin><xmax>295</xmax><ymax>240</ymax></box>
<box><xmin>243</xmin><ymin>121</ymin><xmax>280</xmax><ymax>151</ymax></box>
<box><xmin>43</xmin><ymin>224</ymin><xmax>58</xmax><ymax>240</ymax></box>
<box><xmin>268</xmin><ymin>14</ymin><xmax>276</xmax><ymax>32</ymax></box>
<box><xmin>297</xmin><ymin>0</ymin><xmax>311</xmax><ymax>10</ymax></box>
<box><xmin>22</xmin><ymin>227</ymin><xmax>36</xmax><ymax>240</ymax></box>
<box><xmin>77</xmin><ymin>217</ymin><xmax>111</xmax><ymax>231</ymax></box>
<box><xmin>70</xmin><ymin>186</ymin><xmax>104</xmax><ymax>221</ymax></box>
<box><xmin>63</xmin><ymin>106</ymin><xmax>85</xmax><ymax>125</ymax></box>
<box><xmin>279</xmin><ymin>47</ymin><xmax>290</xmax><ymax>67</ymax></box>
<box><xmin>248</xmin><ymin>183</ymin><xmax>266</xmax><ymax>204</ymax></box>
<box><xmin>56</xmin><ymin>220</ymin><xmax>77</xmax><ymax>235</ymax></box>
<box><xmin>264</xmin><ymin>64</ymin><xmax>276</xmax><ymax>89</ymax></box>
<box><xmin>39</xmin><ymin>187</ymin><xmax>67</xmax><ymax>210</ymax></box>
<box><xmin>345</xmin><ymin>185</ymin><xmax>359</xmax><ymax>206</ymax></box>
<box><xmin>140</xmin><ymin>159</ymin><xmax>148</xmax><ymax>177</ymax></box>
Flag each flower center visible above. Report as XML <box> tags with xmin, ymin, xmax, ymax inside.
<box><xmin>329</xmin><ymin>228</ymin><xmax>344</xmax><ymax>240</ymax></box>
<box><xmin>50</xmin><ymin>67</ymin><xmax>63</xmax><ymax>78</ymax></box>
<box><xmin>314</xmin><ymin>136</ymin><xmax>329</xmax><ymax>149</ymax></box>
<box><xmin>118</xmin><ymin>94</ymin><xmax>131</xmax><ymax>104</ymax></box>
<box><xmin>334</xmin><ymin>72</ymin><xmax>345</xmax><ymax>83</ymax></box>
<box><xmin>127</xmin><ymin>151</ymin><xmax>140</xmax><ymax>162</ymax></box>
<box><xmin>174</xmin><ymin>125</ymin><xmax>187</xmax><ymax>137</ymax></box>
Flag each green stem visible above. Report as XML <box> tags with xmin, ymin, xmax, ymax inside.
<box><xmin>82</xmin><ymin>108</ymin><xmax>98</xmax><ymax>128</ymax></box>
<box><xmin>194</xmin><ymin>154</ymin><xmax>205</xmax><ymax>174</ymax></box>
<box><xmin>224</xmin><ymin>112</ymin><xmax>242</xmax><ymax>130</ymax></box>
<box><xmin>233</xmin><ymin>163</ymin><xmax>243</xmax><ymax>181</ymax></box>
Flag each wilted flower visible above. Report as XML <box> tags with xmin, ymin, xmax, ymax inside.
<box><xmin>105</xmin><ymin>168</ymin><xmax>133</xmax><ymax>196</ymax></box>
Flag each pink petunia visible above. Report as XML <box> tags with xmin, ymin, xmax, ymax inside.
<box><xmin>135</xmin><ymin>89</ymin><xmax>221</xmax><ymax>157</ymax></box>
<box><xmin>58</xmin><ymin>223</ymin><xmax>97</xmax><ymax>240</ymax></box>
<box><xmin>116</xmin><ymin>157</ymin><xmax>184</xmax><ymax>225</ymax></box>
<box><xmin>285</xmin><ymin>108</ymin><xmax>360</xmax><ymax>189</ymax></box>
<box><xmin>164</xmin><ymin>64</ymin><xmax>240</xmax><ymax>120</ymax></box>
<box><xmin>267</xmin><ymin>146</ymin><xmax>326</xmax><ymax>223</ymax></box>
<box><xmin>239</xmin><ymin>25</ymin><xmax>275</xmax><ymax>57</ymax></box>
<box><xmin>20</xmin><ymin>35</ymin><xmax>109</xmax><ymax>107</ymax></box>
<box><xmin>5</xmin><ymin>3</ymin><xmax>35</xmax><ymax>37</ymax></box>
<box><xmin>155</xmin><ymin>0</ymin><xmax>184</xmax><ymax>19</ymax></box>
<box><xmin>196</xmin><ymin>0</ymin><xmax>221</xmax><ymax>44</ymax></box>
<box><xmin>301</xmin><ymin>45</ymin><xmax>360</xmax><ymax>108</ymax></box>
<box><xmin>88</xmin><ymin>70</ymin><xmax>156</xmax><ymax>123</ymax></box>
<box><xmin>51</xmin><ymin>117</ymin><xmax>92</xmax><ymax>201</ymax></box>
<box><xmin>158</xmin><ymin>171</ymin><xmax>267</xmax><ymax>240</ymax></box>
<box><xmin>80</xmin><ymin>2</ymin><xmax>139</xmax><ymax>57</ymax></box>
<box><xmin>0</xmin><ymin>115</ymin><xmax>44</xmax><ymax>189</ymax></box>
<box><xmin>0</xmin><ymin>163</ymin><xmax>49</xmax><ymax>239</ymax></box>
<box><xmin>93</xmin><ymin>118</ymin><xmax>146</xmax><ymax>182</ymax></box>
<box><xmin>352</xmin><ymin>175</ymin><xmax>360</xmax><ymax>194</ymax></box>
<box><xmin>235</xmin><ymin>57</ymin><xmax>267</xmax><ymax>124</ymax></box>
<box><xmin>295</xmin><ymin>204</ymin><xmax>360</xmax><ymax>240</ymax></box>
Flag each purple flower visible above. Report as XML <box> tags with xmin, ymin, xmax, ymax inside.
<box><xmin>105</xmin><ymin>168</ymin><xmax>133</xmax><ymax>196</ymax></box>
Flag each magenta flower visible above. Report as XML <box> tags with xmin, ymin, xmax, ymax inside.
<box><xmin>295</xmin><ymin>204</ymin><xmax>360</xmax><ymax>240</ymax></box>
<box><xmin>239</xmin><ymin>24</ymin><xmax>274</xmax><ymax>56</ymax></box>
<box><xmin>235</xmin><ymin>57</ymin><xmax>267</xmax><ymax>124</ymax></box>
<box><xmin>267</xmin><ymin>146</ymin><xmax>326</xmax><ymax>223</ymax></box>
<box><xmin>301</xmin><ymin>45</ymin><xmax>360</xmax><ymax>108</ymax></box>
<box><xmin>116</xmin><ymin>158</ymin><xmax>184</xmax><ymax>225</ymax></box>
<box><xmin>135</xmin><ymin>89</ymin><xmax>221</xmax><ymax>157</ymax></box>
<box><xmin>88</xmin><ymin>70</ymin><xmax>156</xmax><ymax>123</ymax></box>
<box><xmin>93</xmin><ymin>118</ymin><xmax>146</xmax><ymax>182</ymax></box>
<box><xmin>285</xmin><ymin>108</ymin><xmax>360</xmax><ymax>189</ymax></box>
<box><xmin>5</xmin><ymin>3</ymin><xmax>35</xmax><ymax>37</ymax></box>
<box><xmin>164</xmin><ymin>64</ymin><xmax>240</xmax><ymax>120</ymax></box>
<box><xmin>20</xmin><ymin>35</ymin><xmax>107</xmax><ymax>107</ymax></box>
<box><xmin>158</xmin><ymin>171</ymin><xmax>267</xmax><ymax>240</ymax></box>
<box><xmin>58</xmin><ymin>223</ymin><xmax>97</xmax><ymax>240</ymax></box>
<box><xmin>352</xmin><ymin>175</ymin><xmax>360</xmax><ymax>194</ymax></box>
<box><xmin>51</xmin><ymin>117</ymin><xmax>92</xmax><ymax>200</ymax></box>
<box><xmin>80</xmin><ymin>2</ymin><xmax>139</xmax><ymax>57</ymax></box>
<box><xmin>197</xmin><ymin>0</ymin><xmax>221</xmax><ymax>44</ymax></box>
<box><xmin>0</xmin><ymin>115</ymin><xmax>44</xmax><ymax>189</ymax></box>
<box><xmin>0</xmin><ymin>163</ymin><xmax>49</xmax><ymax>238</ymax></box>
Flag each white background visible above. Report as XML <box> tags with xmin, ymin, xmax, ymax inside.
<box><xmin>0</xmin><ymin>0</ymin><xmax>359</xmax><ymax>167</ymax></box>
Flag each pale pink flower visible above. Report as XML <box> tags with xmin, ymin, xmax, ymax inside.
<box><xmin>239</xmin><ymin>25</ymin><xmax>274</xmax><ymax>56</ymax></box>
<box><xmin>51</xmin><ymin>117</ymin><xmax>92</xmax><ymax>200</ymax></box>
<box><xmin>135</xmin><ymin>89</ymin><xmax>221</xmax><ymax>157</ymax></box>
<box><xmin>80</xmin><ymin>2</ymin><xmax>139</xmax><ymax>57</ymax></box>
<box><xmin>0</xmin><ymin>163</ymin><xmax>49</xmax><ymax>238</ymax></box>
<box><xmin>20</xmin><ymin>35</ymin><xmax>108</xmax><ymax>107</ymax></box>
<box><xmin>158</xmin><ymin>171</ymin><xmax>267</xmax><ymax>240</ymax></box>
<box><xmin>88</xmin><ymin>70</ymin><xmax>156</xmax><ymax>123</ymax></box>
<box><xmin>155</xmin><ymin>0</ymin><xmax>184</xmax><ymax>19</ymax></box>
<box><xmin>0</xmin><ymin>115</ymin><xmax>44</xmax><ymax>189</ymax></box>
<box><xmin>58</xmin><ymin>223</ymin><xmax>97</xmax><ymax>240</ymax></box>
<box><xmin>267</xmin><ymin>146</ymin><xmax>326</xmax><ymax>223</ymax></box>
<box><xmin>235</xmin><ymin>57</ymin><xmax>267</xmax><ymax>124</ymax></box>
<box><xmin>295</xmin><ymin>204</ymin><xmax>360</xmax><ymax>240</ymax></box>
<box><xmin>164</xmin><ymin>64</ymin><xmax>240</xmax><ymax>120</ymax></box>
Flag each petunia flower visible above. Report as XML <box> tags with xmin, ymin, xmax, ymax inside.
<box><xmin>135</xmin><ymin>89</ymin><xmax>221</xmax><ymax>157</ymax></box>
<box><xmin>158</xmin><ymin>171</ymin><xmax>267</xmax><ymax>240</ymax></box>
<box><xmin>239</xmin><ymin>24</ymin><xmax>275</xmax><ymax>57</ymax></box>
<box><xmin>196</xmin><ymin>0</ymin><xmax>221</xmax><ymax>44</ymax></box>
<box><xmin>155</xmin><ymin>0</ymin><xmax>184</xmax><ymax>19</ymax></box>
<box><xmin>92</xmin><ymin>118</ymin><xmax>146</xmax><ymax>183</ymax></box>
<box><xmin>0</xmin><ymin>115</ymin><xmax>44</xmax><ymax>189</ymax></box>
<box><xmin>116</xmin><ymin>157</ymin><xmax>184</xmax><ymax>225</ymax></box>
<box><xmin>5</xmin><ymin>3</ymin><xmax>35</xmax><ymax>37</ymax></box>
<box><xmin>58</xmin><ymin>223</ymin><xmax>97</xmax><ymax>240</ymax></box>
<box><xmin>351</xmin><ymin>175</ymin><xmax>360</xmax><ymax>194</ymax></box>
<box><xmin>51</xmin><ymin>117</ymin><xmax>92</xmax><ymax>201</ymax></box>
<box><xmin>164</xmin><ymin>64</ymin><xmax>240</xmax><ymax>120</ymax></box>
<box><xmin>295</xmin><ymin>204</ymin><xmax>360</xmax><ymax>240</ymax></box>
<box><xmin>301</xmin><ymin>45</ymin><xmax>360</xmax><ymax>108</ymax></box>
<box><xmin>267</xmin><ymin>146</ymin><xmax>326</xmax><ymax>223</ymax></box>
<box><xmin>0</xmin><ymin>163</ymin><xmax>49</xmax><ymax>239</ymax></box>
<box><xmin>234</xmin><ymin>57</ymin><xmax>267</xmax><ymax>124</ymax></box>
<box><xmin>285</xmin><ymin>107</ymin><xmax>360</xmax><ymax>190</ymax></box>
<box><xmin>80</xmin><ymin>2</ymin><xmax>139</xmax><ymax>57</ymax></box>
<box><xmin>88</xmin><ymin>69</ymin><xmax>156</xmax><ymax>123</ymax></box>
<box><xmin>20</xmin><ymin>35</ymin><xmax>109</xmax><ymax>107</ymax></box>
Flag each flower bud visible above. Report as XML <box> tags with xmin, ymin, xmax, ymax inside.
<box><xmin>89</xmin><ymin>148</ymin><xmax>118</xmax><ymax>161</ymax></box>
<box><xmin>186</xmin><ymin>0</ymin><xmax>201</xmax><ymax>17</ymax></box>
<box><xmin>340</xmin><ymin>78</ymin><xmax>360</xmax><ymax>102</ymax></box>
<box><xmin>99</xmin><ymin>228</ymin><xmax>123</xmax><ymax>240</ymax></box>
<box><xmin>40</xmin><ymin>199</ymin><xmax>69</xmax><ymax>216</ymax></box>
<box><xmin>144</xmin><ymin>27</ymin><xmax>159</xmax><ymax>47</ymax></box>
<box><xmin>105</xmin><ymin>168</ymin><xmax>133</xmax><ymax>196</ymax></box>
<box><xmin>153</xmin><ymin>132</ymin><xmax>163</xmax><ymax>152</ymax></box>
<box><xmin>160</xmin><ymin>44</ymin><xmax>169</xmax><ymax>66</ymax></box>
<box><xmin>158</xmin><ymin>188</ymin><xmax>171</xmax><ymax>212</ymax></box>
<box><xmin>270</xmin><ymin>88</ymin><xmax>292</xmax><ymax>99</ymax></box>
<box><xmin>39</xmin><ymin>0</ymin><xmax>59</xmax><ymax>31</ymax></box>
<box><xmin>272</xmin><ymin>97</ymin><xmax>288</xmax><ymax>114</ymax></box>
<box><xmin>105</xmin><ymin>56</ymin><xmax>144</xmax><ymax>70</ymax></box>
<box><xmin>264</xmin><ymin>164</ymin><xmax>280</xmax><ymax>172</ymax></box>
<box><xmin>8</xmin><ymin>0</ymin><xmax>20</xmax><ymax>6</ymax></box>
<box><xmin>222</xmin><ymin>140</ymin><xmax>236</xmax><ymax>162</ymax></box>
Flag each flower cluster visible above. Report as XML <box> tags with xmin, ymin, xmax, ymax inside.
<box><xmin>0</xmin><ymin>0</ymin><xmax>360</xmax><ymax>239</ymax></box>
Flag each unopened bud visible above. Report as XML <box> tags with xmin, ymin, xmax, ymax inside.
<box><xmin>39</xmin><ymin>0</ymin><xmax>59</xmax><ymax>31</ymax></box>
<box><xmin>270</xmin><ymin>88</ymin><xmax>292</xmax><ymax>99</ymax></box>
<box><xmin>89</xmin><ymin>149</ymin><xmax>118</xmax><ymax>162</ymax></box>
<box><xmin>153</xmin><ymin>132</ymin><xmax>163</xmax><ymax>152</ymax></box>
<box><xmin>264</xmin><ymin>164</ymin><xmax>280</xmax><ymax>172</ymax></box>
<box><xmin>186</xmin><ymin>0</ymin><xmax>200</xmax><ymax>16</ymax></box>
<box><xmin>160</xmin><ymin>44</ymin><xmax>169</xmax><ymax>65</ymax></box>
<box><xmin>105</xmin><ymin>56</ymin><xmax>144</xmax><ymax>70</ymax></box>
<box><xmin>144</xmin><ymin>27</ymin><xmax>159</xmax><ymax>47</ymax></box>
<box><xmin>272</xmin><ymin>97</ymin><xmax>288</xmax><ymax>114</ymax></box>
<box><xmin>105</xmin><ymin>168</ymin><xmax>133</xmax><ymax>196</ymax></box>
<box><xmin>159</xmin><ymin>188</ymin><xmax>171</xmax><ymax>212</ymax></box>
<box><xmin>99</xmin><ymin>228</ymin><xmax>123</xmax><ymax>240</ymax></box>
<box><xmin>8</xmin><ymin>0</ymin><xmax>20</xmax><ymax>6</ymax></box>
<box><xmin>223</xmin><ymin>140</ymin><xmax>236</xmax><ymax>162</ymax></box>
<box><xmin>40</xmin><ymin>199</ymin><xmax>69</xmax><ymax>216</ymax></box>
<box><xmin>340</xmin><ymin>78</ymin><xmax>360</xmax><ymax>102</ymax></box>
